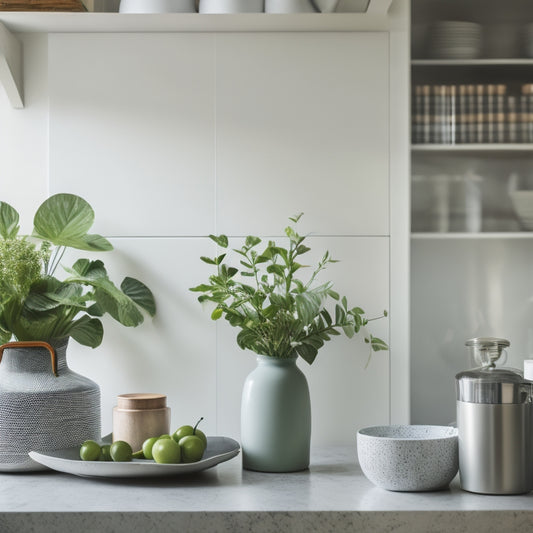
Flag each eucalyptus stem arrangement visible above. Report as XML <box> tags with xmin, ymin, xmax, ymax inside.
<box><xmin>0</xmin><ymin>193</ymin><xmax>156</xmax><ymax>348</ymax></box>
<box><xmin>191</xmin><ymin>214</ymin><xmax>387</xmax><ymax>365</ymax></box>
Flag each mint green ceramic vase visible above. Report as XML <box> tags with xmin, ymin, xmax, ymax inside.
<box><xmin>241</xmin><ymin>355</ymin><xmax>311</xmax><ymax>472</ymax></box>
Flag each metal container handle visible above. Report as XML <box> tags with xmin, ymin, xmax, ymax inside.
<box><xmin>0</xmin><ymin>341</ymin><xmax>57</xmax><ymax>377</ymax></box>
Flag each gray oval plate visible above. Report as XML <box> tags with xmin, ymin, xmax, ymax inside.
<box><xmin>29</xmin><ymin>435</ymin><xmax>240</xmax><ymax>478</ymax></box>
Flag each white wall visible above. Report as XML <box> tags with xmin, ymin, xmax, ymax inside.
<box><xmin>0</xmin><ymin>33</ymin><xmax>48</xmax><ymax>231</ymax></box>
<box><xmin>1</xmin><ymin>19</ymin><xmax>408</xmax><ymax>446</ymax></box>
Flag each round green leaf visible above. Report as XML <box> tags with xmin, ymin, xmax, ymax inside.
<box><xmin>0</xmin><ymin>201</ymin><xmax>20</xmax><ymax>239</ymax></box>
<box><xmin>34</xmin><ymin>194</ymin><xmax>94</xmax><ymax>241</ymax></box>
<box><xmin>33</xmin><ymin>194</ymin><xmax>112</xmax><ymax>251</ymax></box>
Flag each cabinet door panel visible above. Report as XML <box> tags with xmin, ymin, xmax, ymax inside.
<box><xmin>215</xmin><ymin>32</ymin><xmax>390</xmax><ymax>237</ymax></box>
<box><xmin>49</xmin><ymin>33</ymin><xmax>216</xmax><ymax>237</ymax></box>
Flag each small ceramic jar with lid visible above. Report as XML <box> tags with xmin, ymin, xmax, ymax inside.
<box><xmin>112</xmin><ymin>393</ymin><xmax>170</xmax><ymax>452</ymax></box>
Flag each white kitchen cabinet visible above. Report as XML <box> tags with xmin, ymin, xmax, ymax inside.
<box><xmin>411</xmin><ymin>0</ymin><xmax>533</xmax><ymax>236</ymax></box>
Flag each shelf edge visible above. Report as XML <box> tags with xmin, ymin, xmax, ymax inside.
<box><xmin>411</xmin><ymin>144</ymin><xmax>533</xmax><ymax>152</ymax></box>
<box><xmin>0</xmin><ymin>12</ymin><xmax>394</xmax><ymax>34</ymax></box>
<box><xmin>411</xmin><ymin>232</ymin><xmax>533</xmax><ymax>239</ymax></box>
<box><xmin>411</xmin><ymin>58</ymin><xmax>533</xmax><ymax>66</ymax></box>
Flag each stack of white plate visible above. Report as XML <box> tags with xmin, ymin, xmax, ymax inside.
<box><xmin>428</xmin><ymin>21</ymin><xmax>482</xmax><ymax>59</ymax></box>
<box><xmin>510</xmin><ymin>190</ymin><xmax>533</xmax><ymax>231</ymax></box>
<box><xmin>524</xmin><ymin>24</ymin><xmax>533</xmax><ymax>58</ymax></box>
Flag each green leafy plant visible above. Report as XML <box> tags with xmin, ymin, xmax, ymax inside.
<box><xmin>190</xmin><ymin>213</ymin><xmax>387</xmax><ymax>365</ymax></box>
<box><xmin>0</xmin><ymin>193</ymin><xmax>156</xmax><ymax>348</ymax></box>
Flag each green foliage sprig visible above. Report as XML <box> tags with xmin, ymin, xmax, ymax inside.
<box><xmin>191</xmin><ymin>214</ymin><xmax>388</xmax><ymax>365</ymax></box>
<box><xmin>0</xmin><ymin>194</ymin><xmax>156</xmax><ymax>348</ymax></box>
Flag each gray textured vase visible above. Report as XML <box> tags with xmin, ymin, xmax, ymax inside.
<box><xmin>0</xmin><ymin>339</ymin><xmax>101</xmax><ymax>472</ymax></box>
<box><xmin>241</xmin><ymin>355</ymin><xmax>311</xmax><ymax>472</ymax></box>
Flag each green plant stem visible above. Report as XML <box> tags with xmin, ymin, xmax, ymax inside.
<box><xmin>285</xmin><ymin>240</ymin><xmax>295</xmax><ymax>297</ymax></box>
<box><xmin>48</xmin><ymin>245</ymin><xmax>66</xmax><ymax>276</ymax></box>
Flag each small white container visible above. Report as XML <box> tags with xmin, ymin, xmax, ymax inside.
<box><xmin>265</xmin><ymin>0</ymin><xmax>315</xmax><ymax>12</ymax></box>
<box><xmin>336</xmin><ymin>0</ymin><xmax>369</xmax><ymax>12</ymax></box>
<box><xmin>112</xmin><ymin>393</ymin><xmax>170</xmax><ymax>452</ymax></box>
<box><xmin>314</xmin><ymin>0</ymin><xmax>339</xmax><ymax>12</ymax></box>
<box><xmin>524</xmin><ymin>359</ymin><xmax>533</xmax><ymax>381</ymax></box>
<box><xmin>199</xmin><ymin>0</ymin><xmax>263</xmax><ymax>13</ymax></box>
<box><xmin>119</xmin><ymin>0</ymin><xmax>196</xmax><ymax>13</ymax></box>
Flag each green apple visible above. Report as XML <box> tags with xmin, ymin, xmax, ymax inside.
<box><xmin>142</xmin><ymin>436</ymin><xmax>159</xmax><ymax>460</ymax></box>
<box><xmin>179</xmin><ymin>435</ymin><xmax>205</xmax><ymax>463</ymax></box>
<box><xmin>152</xmin><ymin>437</ymin><xmax>181</xmax><ymax>464</ymax></box>
<box><xmin>79</xmin><ymin>440</ymin><xmax>101</xmax><ymax>461</ymax></box>
<box><xmin>172</xmin><ymin>417</ymin><xmax>207</xmax><ymax>449</ymax></box>
<box><xmin>110</xmin><ymin>440</ymin><xmax>133</xmax><ymax>462</ymax></box>
<box><xmin>99</xmin><ymin>444</ymin><xmax>112</xmax><ymax>461</ymax></box>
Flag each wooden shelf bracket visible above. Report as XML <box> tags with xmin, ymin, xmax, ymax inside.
<box><xmin>0</xmin><ymin>21</ymin><xmax>23</xmax><ymax>108</ymax></box>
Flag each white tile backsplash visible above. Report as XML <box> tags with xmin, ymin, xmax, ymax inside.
<box><xmin>46</xmin><ymin>32</ymin><xmax>393</xmax><ymax>445</ymax></box>
<box><xmin>215</xmin><ymin>32</ymin><xmax>390</xmax><ymax>237</ymax></box>
<box><xmin>49</xmin><ymin>33</ymin><xmax>216</xmax><ymax>237</ymax></box>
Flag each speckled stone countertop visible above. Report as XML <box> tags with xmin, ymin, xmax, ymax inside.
<box><xmin>1</xmin><ymin>446</ymin><xmax>532</xmax><ymax>532</ymax></box>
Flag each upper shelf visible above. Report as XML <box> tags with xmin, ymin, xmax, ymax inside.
<box><xmin>412</xmin><ymin>59</ymin><xmax>533</xmax><ymax>66</ymax></box>
<box><xmin>0</xmin><ymin>5</ymin><xmax>395</xmax><ymax>34</ymax></box>
<box><xmin>412</xmin><ymin>232</ymin><xmax>533</xmax><ymax>240</ymax></box>
<box><xmin>0</xmin><ymin>1</ymin><xmax>396</xmax><ymax>108</ymax></box>
<box><xmin>412</xmin><ymin>144</ymin><xmax>533</xmax><ymax>153</ymax></box>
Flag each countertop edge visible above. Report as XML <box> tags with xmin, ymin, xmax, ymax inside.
<box><xmin>2</xmin><ymin>510</ymin><xmax>533</xmax><ymax>533</ymax></box>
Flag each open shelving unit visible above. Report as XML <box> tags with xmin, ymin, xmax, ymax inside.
<box><xmin>411</xmin><ymin>48</ymin><xmax>533</xmax><ymax>236</ymax></box>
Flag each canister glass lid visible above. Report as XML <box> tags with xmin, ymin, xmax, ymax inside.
<box><xmin>465</xmin><ymin>337</ymin><xmax>510</xmax><ymax>367</ymax></box>
<box><xmin>457</xmin><ymin>337</ymin><xmax>531</xmax><ymax>404</ymax></box>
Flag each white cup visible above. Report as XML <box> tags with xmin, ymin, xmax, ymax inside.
<box><xmin>524</xmin><ymin>359</ymin><xmax>533</xmax><ymax>380</ymax></box>
<box><xmin>119</xmin><ymin>0</ymin><xmax>196</xmax><ymax>12</ymax></box>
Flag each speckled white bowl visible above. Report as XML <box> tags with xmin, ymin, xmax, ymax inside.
<box><xmin>357</xmin><ymin>425</ymin><xmax>458</xmax><ymax>492</ymax></box>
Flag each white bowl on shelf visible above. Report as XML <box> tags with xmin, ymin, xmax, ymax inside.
<box><xmin>314</xmin><ymin>0</ymin><xmax>339</xmax><ymax>12</ymax></box>
<box><xmin>336</xmin><ymin>0</ymin><xmax>369</xmax><ymax>12</ymax></box>
<box><xmin>510</xmin><ymin>191</ymin><xmax>533</xmax><ymax>231</ymax></box>
<box><xmin>119</xmin><ymin>0</ymin><xmax>196</xmax><ymax>12</ymax></box>
<box><xmin>265</xmin><ymin>0</ymin><xmax>315</xmax><ymax>12</ymax></box>
<box><xmin>200</xmin><ymin>0</ymin><xmax>263</xmax><ymax>12</ymax></box>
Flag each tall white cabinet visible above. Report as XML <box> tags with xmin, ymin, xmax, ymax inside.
<box><xmin>410</xmin><ymin>0</ymin><xmax>533</xmax><ymax>425</ymax></box>
<box><xmin>0</xmin><ymin>1</ymin><xmax>409</xmax><ymax>445</ymax></box>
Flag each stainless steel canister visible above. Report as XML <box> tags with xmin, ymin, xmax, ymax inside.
<box><xmin>456</xmin><ymin>337</ymin><xmax>533</xmax><ymax>494</ymax></box>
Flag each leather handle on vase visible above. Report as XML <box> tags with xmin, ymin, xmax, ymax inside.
<box><xmin>0</xmin><ymin>341</ymin><xmax>58</xmax><ymax>377</ymax></box>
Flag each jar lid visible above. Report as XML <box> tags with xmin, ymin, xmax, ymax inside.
<box><xmin>117</xmin><ymin>393</ymin><xmax>167</xmax><ymax>410</ymax></box>
<box><xmin>465</xmin><ymin>337</ymin><xmax>510</xmax><ymax>367</ymax></box>
<box><xmin>465</xmin><ymin>337</ymin><xmax>510</xmax><ymax>349</ymax></box>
